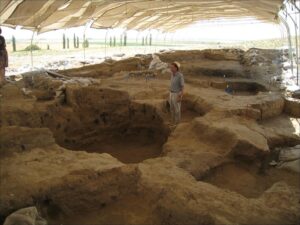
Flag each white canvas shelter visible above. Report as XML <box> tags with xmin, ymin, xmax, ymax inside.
<box><xmin>0</xmin><ymin>0</ymin><xmax>283</xmax><ymax>33</ymax></box>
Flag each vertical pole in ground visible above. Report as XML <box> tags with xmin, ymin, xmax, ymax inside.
<box><xmin>144</xmin><ymin>31</ymin><xmax>147</xmax><ymax>54</ymax></box>
<box><xmin>136</xmin><ymin>31</ymin><xmax>140</xmax><ymax>55</ymax></box>
<box><xmin>288</xmin><ymin>0</ymin><xmax>300</xmax><ymax>85</ymax></box>
<box><xmin>83</xmin><ymin>21</ymin><xmax>92</xmax><ymax>62</ymax></box>
<box><xmin>298</xmin><ymin>0</ymin><xmax>300</xmax><ymax>85</ymax></box>
<box><xmin>30</xmin><ymin>30</ymin><xmax>35</xmax><ymax>70</ymax></box>
<box><xmin>83</xmin><ymin>26</ymin><xmax>87</xmax><ymax>62</ymax></box>
<box><xmin>287</xmin><ymin>12</ymin><xmax>299</xmax><ymax>85</ymax></box>
<box><xmin>104</xmin><ymin>29</ymin><xmax>109</xmax><ymax>58</ymax></box>
<box><xmin>147</xmin><ymin>29</ymin><xmax>151</xmax><ymax>54</ymax></box>
<box><xmin>154</xmin><ymin>31</ymin><xmax>159</xmax><ymax>53</ymax></box>
<box><xmin>280</xmin><ymin>15</ymin><xmax>294</xmax><ymax>76</ymax></box>
<box><xmin>171</xmin><ymin>33</ymin><xmax>175</xmax><ymax>48</ymax></box>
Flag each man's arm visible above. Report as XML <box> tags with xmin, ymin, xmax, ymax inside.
<box><xmin>179</xmin><ymin>74</ymin><xmax>184</xmax><ymax>96</ymax></box>
<box><xmin>177</xmin><ymin>74</ymin><xmax>184</xmax><ymax>101</ymax></box>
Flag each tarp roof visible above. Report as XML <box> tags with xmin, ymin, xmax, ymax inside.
<box><xmin>0</xmin><ymin>0</ymin><xmax>283</xmax><ymax>33</ymax></box>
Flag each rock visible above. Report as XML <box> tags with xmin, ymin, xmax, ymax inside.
<box><xmin>22</xmin><ymin>71</ymin><xmax>63</xmax><ymax>101</ymax></box>
<box><xmin>202</xmin><ymin>48</ymin><xmax>244</xmax><ymax>61</ymax></box>
<box><xmin>284</xmin><ymin>97</ymin><xmax>300</xmax><ymax>117</ymax></box>
<box><xmin>148</xmin><ymin>55</ymin><xmax>168</xmax><ymax>71</ymax></box>
<box><xmin>3</xmin><ymin>207</ymin><xmax>47</xmax><ymax>225</ymax></box>
<box><xmin>292</xmin><ymin>89</ymin><xmax>300</xmax><ymax>99</ymax></box>
<box><xmin>277</xmin><ymin>159</ymin><xmax>300</xmax><ymax>173</ymax></box>
<box><xmin>278</xmin><ymin>145</ymin><xmax>300</xmax><ymax>162</ymax></box>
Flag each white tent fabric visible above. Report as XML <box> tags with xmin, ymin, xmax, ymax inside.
<box><xmin>0</xmin><ymin>0</ymin><xmax>283</xmax><ymax>32</ymax></box>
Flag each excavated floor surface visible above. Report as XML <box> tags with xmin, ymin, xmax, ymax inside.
<box><xmin>202</xmin><ymin>162</ymin><xmax>300</xmax><ymax>198</ymax></box>
<box><xmin>1</xmin><ymin>49</ymin><xmax>300</xmax><ymax>225</ymax></box>
<box><xmin>65</xmin><ymin>136</ymin><xmax>163</xmax><ymax>164</ymax></box>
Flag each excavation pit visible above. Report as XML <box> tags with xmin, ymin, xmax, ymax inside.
<box><xmin>44</xmin><ymin>87</ymin><xmax>170</xmax><ymax>164</ymax></box>
<box><xmin>226</xmin><ymin>81</ymin><xmax>268</xmax><ymax>96</ymax></box>
<box><xmin>61</xmin><ymin>128</ymin><xmax>168</xmax><ymax>164</ymax></box>
<box><xmin>202</xmin><ymin>162</ymin><xmax>300</xmax><ymax>198</ymax></box>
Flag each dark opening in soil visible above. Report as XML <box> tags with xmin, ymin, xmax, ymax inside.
<box><xmin>227</xmin><ymin>81</ymin><xmax>267</xmax><ymax>96</ymax></box>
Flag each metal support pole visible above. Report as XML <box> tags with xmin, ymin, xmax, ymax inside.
<box><xmin>144</xmin><ymin>32</ymin><xmax>147</xmax><ymax>54</ymax></box>
<box><xmin>104</xmin><ymin>29</ymin><xmax>109</xmax><ymax>58</ymax></box>
<box><xmin>280</xmin><ymin>15</ymin><xmax>294</xmax><ymax>75</ymax></box>
<box><xmin>146</xmin><ymin>29</ymin><xmax>150</xmax><ymax>53</ymax></box>
<box><xmin>171</xmin><ymin>33</ymin><xmax>175</xmax><ymax>47</ymax></box>
<box><xmin>163</xmin><ymin>32</ymin><xmax>167</xmax><ymax>47</ymax></box>
<box><xmin>287</xmin><ymin>12</ymin><xmax>299</xmax><ymax>85</ymax></box>
<box><xmin>136</xmin><ymin>31</ymin><xmax>140</xmax><ymax>54</ymax></box>
<box><xmin>285</xmin><ymin>0</ymin><xmax>300</xmax><ymax>85</ymax></box>
<box><xmin>154</xmin><ymin>31</ymin><xmax>159</xmax><ymax>53</ymax></box>
<box><xmin>83</xmin><ymin>24</ymin><xmax>89</xmax><ymax>62</ymax></box>
<box><xmin>30</xmin><ymin>30</ymin><xmax>35</xmax><ymax>70</ymax></box>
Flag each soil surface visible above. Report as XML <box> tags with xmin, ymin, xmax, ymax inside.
<box><xmin>1</xmin><ymin>49</ymin><xmax>300</xmax><ymax>225</ymax></box>
<box><xmin>203</xmin><ymin>162</ymin><xmax>300</xmax><ymax>198</ymax></box>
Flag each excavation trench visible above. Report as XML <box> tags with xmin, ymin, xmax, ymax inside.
<box><xmin>201</xmin><ymin>162</ymin><xmax>300</xmax><ymax>198</ymax></box>
<box><xmin>212</xmin><ymin>80</ymin><xmax>268</xmax><ymax>96</ymax></box>
<box><xmin>228</xmin><ymin>81</ymin><xmax>267</xmax><ymax>96</ymax></box>
<box><xmin>43</xmin><ymin>87</ymin><xmax>170</xmax><ymax>164</ymax></box>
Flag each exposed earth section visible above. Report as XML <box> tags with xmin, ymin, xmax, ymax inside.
<box><xmin>1</xmin><ymin>49</ymin><xmax>300</xmax><ymax>225</ymax></box>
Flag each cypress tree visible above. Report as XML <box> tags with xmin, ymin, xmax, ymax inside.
<box><xmin>73</xmin><ymin>34</ymin><xmax>76</xmax><ymax>48</ymax></box>
<box><xmin>124</xmin><ymin>33</ymin><xmax>127</xmax><ymax>46</ymax></box>
<box><xmin>67</xmin><ymin>38</ymin><xmax>69</xmax><ymax>49</ymax></box>
<box><xmin>83</xmin><ymin>39</ymin><xmax>89</xmax><ymax>48</ymax></box>
<box><xmin>12</xmin><ymin>35</ymin><xmax>16</xmax><ymax>52</ymax></box>
<box><xmin>76</xmin><ymin>36</ymin><xmax>79</xmax><ymax>48</ymax></box>
<box><xmin>63</xmin><ymin>33</ymin><xmax>66</xmax><ymax>49</ymax></box>
<box><xmin>113</xmin><ymin>36</ymin><xmax>116</xmax><ymax>46</ymax></box>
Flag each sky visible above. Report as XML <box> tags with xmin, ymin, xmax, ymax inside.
<box><xmin>1</xmin><ymin>17</ymin><xmax>285</xmax><ymax>43</ymax></box>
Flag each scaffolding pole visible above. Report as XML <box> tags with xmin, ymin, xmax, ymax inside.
<box><xmin>284</xmin><ymin>0</ymin><xmax>300</xmax><ymax>85</ymax></box>
<box><xmin>279</xmin><ymin>15</ymin><xmax>294</xmax><ymax>76</ymax></box>
<box><xmin>104</xmin><ymin>29</ymin><xmax>109</xmax><ymax>58</ymax></box>
<box><xmin>30</xmin><ymin>30</ymin><xmax>35</xmax><ymax>70</ymax></box>
<box><xmin>287</xmin><ymin>12</ymin><xmax>299</xmax><ymax>85</ymax></box>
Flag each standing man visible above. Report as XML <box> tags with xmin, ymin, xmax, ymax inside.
<box><xmin>0</xmin><ymin>27</ymin><xmax>8</xmax><ymax>86</ymax></box>
<box><xmin>169</xmin><ymin>61</ymin><xmax>184</xmax><ymax>125</ymax></box>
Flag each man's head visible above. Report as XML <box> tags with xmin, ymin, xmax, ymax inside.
<box><xmin>169</xmin><ymin>61</ymin><xmax>180</xmax><ymax>74</ymax></box>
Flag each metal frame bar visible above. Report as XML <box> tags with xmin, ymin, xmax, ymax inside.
<box><xmin>30</xmin><ymin>30</ymin><xmax>35</xmax><ymax>70</ymax></box>
<box><xmin>281</xmin><ymin>0</ymin><xmax>300</xmax><ymax>85</ymax></box>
